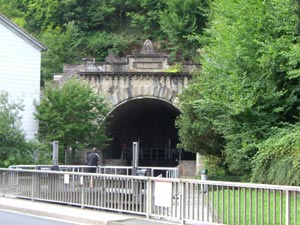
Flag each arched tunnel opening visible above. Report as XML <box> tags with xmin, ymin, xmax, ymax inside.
<box><xmin>105</xmin><ymin>98</ymin><xmax>195</xmax><ymax>167</ymax></box>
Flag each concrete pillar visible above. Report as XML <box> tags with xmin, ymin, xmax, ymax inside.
<box><xmin>196</xmin><ymin>153</ymin><xmax>202</xmax><ymax>176</ymax></box>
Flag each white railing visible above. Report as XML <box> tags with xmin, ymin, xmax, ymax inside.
<box><xmin>1</xmin><ymin>168</ymin><xmax>299</xmax><ymax>225</ymax></box>
<box><xmin>9</xmin><ymin>165</ymin><xmax>179</xmax><ymax>178</ymax></box>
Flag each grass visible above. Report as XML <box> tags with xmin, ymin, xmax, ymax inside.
<box><xmin>209</xmin><ymin>187</ymin><xmax>300</xmax><ymax>225</ymax></box>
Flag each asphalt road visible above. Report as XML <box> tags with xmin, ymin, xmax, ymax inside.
<box><xmin>0</xmin><ymin>210</ymin><xmax>83</xmax><ymax>225</ymax></box>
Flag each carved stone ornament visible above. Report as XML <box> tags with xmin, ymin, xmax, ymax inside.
<box><xmin>141</xmin><ymin>39</ymin><xmax>154</xmax><ymax>54</ymax></box>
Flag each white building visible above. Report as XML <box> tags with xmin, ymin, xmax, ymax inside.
<box><xmin>0</xmin><ymin>14</ymin><xmax>47</xmax><ymax>139</ymax></box>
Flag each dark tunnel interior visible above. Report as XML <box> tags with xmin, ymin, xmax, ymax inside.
<box><xmin>105</xmin><ymin>98</ymin><xmax>195</xmax><ymax>166</ymax></box>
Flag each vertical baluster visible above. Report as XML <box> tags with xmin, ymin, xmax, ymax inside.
<box><xmin>238</xmin><ymin>187</ymin><xmax>241</xmax><ymax>224</ymax></box>
<box><xmin>255</xmin><ymin>188</ymin><xmax>258</xmax><ymax>225</ymax></box>
<box><xmin>207</xmin><ymin>184</ymin><xmax>209</xmax><ymax>222</ymax></box>
<box><xmin>233</xmin><ymin>186</ymin><xmax>235</xmax><ymax>225</ymax></box>
<box><xmin>267</xmin><ymin>189</ymin><xmax>270</xmax><ymax>225</ymax></box>
<box><xmin>227</xmin><ymin>187</ymin><xmax>230</xmax><ymax>225</ymax></box>
<box><xmin>120</xmin><ymin>177</ymin><xmax>124</xmax><ymax>211</ymax></box>
<box><xmin>211</xmin><ymin>185</ymin><xmax>214</xmax><ymax>223</ymax></box>
<box><xmin>222</xmin><ymin>186</ymin><xmax>224</xmax><ymax>224</ymax></box>
<box><xmin>202</xmin><ymin>182</ymin><xmax>205</xmax><ymax>221</ymax></box>
<box><xmin>273</xmin><ymin>190</ymin><xmax>276</xmax><ymax>225</ymax></box>
<box><xmin>106</xmin><ymin>178</ymin><xmax>110</xmax><ymax>209</ymax></box>
<box><xmin>217</xmin><ymin>186</ymin><xmax>219</xmax><ymax>224</ymax></box>
<box><xmin>97</xmin><ymin>175</ymin><xmax>101</xmax><ymax>207</ymax></box>
<box><xmin>244</xmin><ymin>187</ymin><xmax>246</xmax><ymax>225</ymax></box>
<box><xmin>124</xmin><ymin>178</ymin><xmax>128</xmax><ymax>211</ymax></box>
<box><xmin>261</xmin><ymin>189</ymin><xmax>264</xmax><ymax>225</ymax></box>
<box><xmin>187</xmin><ymin>182</ymin><xmax>190</xmax><ymax>220</ymax></box>
<box><xmin>191</xmin><ymin>183</ymin><xmax>194</xmax><ymax>220</ymax></box>
<box><xmin>249</xmin><ymin>188</ymin><xmax>252</xmax><ymax>225</ymax></box>
<box><xmin>114</xmin><ymin>177</ymin><xmax>117</xmax><ymax>209</ymax></box>
<box><xmin>280</xmin><ymin>190</ymin><xmax>282</xmax><ymax>225</ymax></box>
<box><xmin>197</xmin><ymin>182</ymin><xmax>200</xmax><ymax>221</ymax></box>
<box><xmin>294</xmin><ymin>191</ymin><xmax>297</xmax><ymax>225</ymax></box>
<box><xmin>286</xmin><ymin>190</ymin><xmax>291</xmax><ymax>225</ymax></box>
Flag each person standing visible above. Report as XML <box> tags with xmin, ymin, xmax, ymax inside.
<box><xmin>87</xmin><ymin>148</ymin><xmax>100</xmax><ymax>173</ymax></box>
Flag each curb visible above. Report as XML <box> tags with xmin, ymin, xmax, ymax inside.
<box><xmin>0</xmin><ymin>197</ymin><xmax>137</xmax><ymax>225</ymax></box>
<box><xmin>0</xmin><ymin>204</ymin><xmax>106</xmax><ymax>225</ymax></box>
<box><xmin>0</xmin><ymin>197</ymin><xmax>182</xmax><ymax>225</ymax></box>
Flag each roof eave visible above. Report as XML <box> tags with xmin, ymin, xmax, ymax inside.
<box><xmin>0</xmin><ymin>14</ymin><xmax>47</xmax><ymax>52</ymax></box>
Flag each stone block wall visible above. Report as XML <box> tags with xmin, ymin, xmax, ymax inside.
<box><xmin>177</xmin><ymin>160</ymin><xmax>196</xmax><ymax>178</ymax></box>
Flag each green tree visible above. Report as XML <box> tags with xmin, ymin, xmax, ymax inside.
<box><xmin>0</xmin><ymin>0</ymin><xmax>26</xmax><ymax>27</ymax></box>
<box><xmin>177</xmin><ymin>0</ymin><xmax>300</xmax><ymax>181</ymax></box>
<box><xmin>126</xmin><ymin>0</ymin><xmax>166</xmax><ymax>37</ymax></box>
<box><xmin>176</xmin><ymin>78</ymin><xmax>225</xmax><ymax>157</ymax></box>
<box><xmin>40</xmin><ymin>21</ymin><xmax>82</xmax><ymax>84</ymax></box>
<box><xmin>159</xmin><ymin>0</ymin><xmax>208</xmax><ymax>61</ymax></box>
<box><xmin>35</xmin><ymin>79</ymin><xmax>110</xmax><ymax>163</ymax></box>
<box><xmin>0</xmin><ymin>91</ymin><xmax>49</xmax><ymax>167</ymax></box>
<box><xmin>0</xmin><ymin>91</ymin><xmax>25</xmax><ymax>167</ymax></box>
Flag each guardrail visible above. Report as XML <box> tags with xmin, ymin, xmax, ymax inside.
<box><xmin>1</xmin><ymin>168</ymin><xmax>299</xmax><ymax>225</ymax></box>
<box><xmin>9</xmin><ymin>165</ymin><xmax>179</xmax><ymax>178</ymax></box>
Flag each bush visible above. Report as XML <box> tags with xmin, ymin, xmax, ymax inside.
<box><xmin>252</xmin><ymin>124</ymin><xmax>300</xmax><ymax>185</ymax></box>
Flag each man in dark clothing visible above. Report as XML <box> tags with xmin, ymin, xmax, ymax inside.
<box><xmin>87</xmin><ymin>148</ymin><xmax>100</xmax><ymax>173</ymax></box>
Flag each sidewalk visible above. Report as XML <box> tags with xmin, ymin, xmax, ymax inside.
<box><xmin>0</xmin><ymin>197</ymin><xmax>177</xmax><ymax>225</ymax></box>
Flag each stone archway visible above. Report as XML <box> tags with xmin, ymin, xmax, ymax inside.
<box><xmin>55</xmin><ymin>40</ymin><xmax>199</xmax><ymax>167</ymax></box>
<box><xmin>105</xmin><ymin>97</ymin><xmax>182</xmax><ymax>166</ymax></box>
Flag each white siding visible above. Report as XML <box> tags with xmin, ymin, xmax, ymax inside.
<box><xmin>0</xmin><ymin>23</ymin><xmax>41</xmax><ymax>139</ymax></box>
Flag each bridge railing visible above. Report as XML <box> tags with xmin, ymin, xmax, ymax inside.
<box><xmin>8</xmin><ymin>165</ymin><xmax>178</xmax><ymax>178</ymax></box>
<box><xmin>1</xmin><ymin>168</ymin><xmax>299</xmax><ymax>225</ymax></box>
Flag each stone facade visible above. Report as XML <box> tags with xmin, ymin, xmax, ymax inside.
<box><xmin>55</xmin><ymin>40</ymin><xmax>199</xmax><ymax>108</ymax></box>
<box><xmin>82</xmin><ymin>72</ymin><xmax>191</xmax><ymax>107</ymax></box>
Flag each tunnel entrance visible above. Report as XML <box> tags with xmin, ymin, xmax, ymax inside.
<box><xmin>105</xmin><ymin>98</ymin><xmax>195</xmax><ymax>167</ymax></box>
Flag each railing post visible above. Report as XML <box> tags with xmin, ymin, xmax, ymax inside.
<box><xmin>180</xmin><ymin>180</ymin><xmax>185</xmax><ymax>224</ymax></box>
<box><xmin>52</xmin><ymin>141</ymin><xmax>59</xmax><ymax>170</ymax></box>
<box><xmin>146</xmin><ymin>178</ymin><xmax>152</xmax><ymax>219</ymax></box>
<box><xmin>132</xmin><ymin>142</ymin><xmax>139</xmax><ymax>176</ymax></box>
<box><xmin>0</xmin><ymin>172</ymin><xmax>3</xmax><ymax>196</ymax></box>
<box><xmin>31</xmin><ymin>172</ymin><xmax>40</xmax><ymax>201</ymax></box>
<box><xmin>80</xmin><ymin>175</ymin><xmax>85</xmax><ymax>209</ymax></box>
<box><xmin>286</xmin><ymin>190</ymin><xmax>290</xmax><ymax>225</ymax></box>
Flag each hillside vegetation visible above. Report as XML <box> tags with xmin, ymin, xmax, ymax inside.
<box><xmin>0</xmin><ymin>0</ymin><xmax>208</xmax><ymax>83</ymax></box>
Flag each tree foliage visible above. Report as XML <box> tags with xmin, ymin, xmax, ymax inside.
<box><xmin>159</xmin><ymin>0</ymin><xmax>208</xmax><ymax>60</ymax></box>
<box><xmin>39</xmin><ymin>21</ymin><xmax>82</xmax><ymax>83</ymax></box>
<box><xmin>35</xmin><ymin>79</ymin><xmax>110</xmax><ymax>163</ymax></box>
<box><xmin>177</xmin><ymin>0</ymin><xmax>300</xmax><ymax>183</ymax></box>
<box><xmin>0</xmin><ymin>91</ymin><xmax>50</xmax><ymax>167</ymax></box>
<box><xmin>0</xmin><ymin>0</ymin><xmax>209</xmax><ymax>84</ymax></box>
<box><xmin>252</xmin><ymin>124</ymin><xmax>300</xmax><ymax>185</ymax></box>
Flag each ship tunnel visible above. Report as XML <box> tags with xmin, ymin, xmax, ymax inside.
<box><xmin>105</xmin><ymin>97</ymin><xmax>195</xmax><ymax>167</ymax></box>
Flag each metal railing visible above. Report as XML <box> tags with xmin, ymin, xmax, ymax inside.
<box><xmin>121</xmin><ymin>147</ymin><xmax>181</xmax><ymax>162</ymax></box>
<box><xmin>9</xmin><ymin>165</ymin><xmax>179</xmax><ymax>178</ymax></box>
<box><xmin>1</xmin><ymin>168</ymin><xmax>299</xmax><ymax>225</ymax></box>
